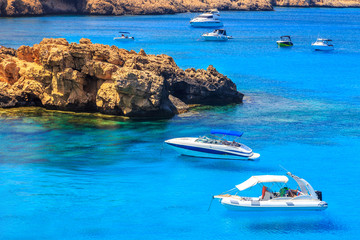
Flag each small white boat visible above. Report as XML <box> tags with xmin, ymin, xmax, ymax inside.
<box><xmin>190</xmin><ymin>10</ymin><xmax>223</xmax><ymax>28</ymax></box>
<box><xmin>202</xmin><ymin>29</ymin><xmax>231</xmax><ymax>41</ymax></box>
<box><xmin>165</xmin><ymin>129</ymin><xmax>260</xmax><ymax>160</ymax></box>
<box><xmin>114</xmin><ymin>32</ymin><xmax>134</xmax><ymax>41</ymax></box>
<box><xmin>214</xmin><ymin>172</ymin><xmax>328</xmax><ymax>211</ymax></box>
<box><xmin>311</xmin><ymin>38</ymin><xmax>334</xmax><ymax>51</ymax></box>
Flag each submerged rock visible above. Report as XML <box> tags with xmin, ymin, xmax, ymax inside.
<box><xmin>0</xmin><ymin>38</ymin><xmax>243</xmax><ymax>118</ymax></box>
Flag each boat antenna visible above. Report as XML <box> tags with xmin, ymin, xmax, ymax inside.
<box><xmin>207</xmin><ymin>196</ymin><xmax>214</xmax><ymax>211</ymax></box>
<box><xmin>279</xmin><ymin>164</ymin><xmax>291</xmax><ymax>175</ymax></box>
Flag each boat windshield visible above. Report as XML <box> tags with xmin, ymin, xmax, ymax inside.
<box><xmin>280</xmin><ymin>36</ymin><xmax>291</xmax><ymax>41</ymax></box>
<box><xmin>216</xmin><ymin>29</ymin><xmax>226</xmax><ymax>35</ymax></box>
<box><xmin>195</xmin><ymin>135</ymin><xmax>242</xmax><ymax>147</ymax></box>
<box><xmin>198</xmin><ymin>15</ymin><xmax>213</xmax><ymax>19</ymax></box>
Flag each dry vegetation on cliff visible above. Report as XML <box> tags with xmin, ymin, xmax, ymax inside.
<box><xmin>0</xmin><ymin>0</ymin><xmax>273</xmax><ymax>17</ymax></box>
<box><xmin>271</xmin><ymin>0</ymin><xmax>360</xmax><ymax>7</ymax></box>
<box><xmin>1</xmin><ymin>0</ymin><xmax>359</xmax><ymax>17</ymax></box>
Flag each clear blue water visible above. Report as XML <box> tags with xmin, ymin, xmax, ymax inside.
<box><xmin>1</xmin><ymin>8</ymin><xmax>360</xmax><ymax>239</ymax></box>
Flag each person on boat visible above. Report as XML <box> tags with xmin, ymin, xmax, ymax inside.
<box><xmin>280</xmin><ymin>187</ymin><xmax>301</xmax><ymax>197</ymax></box>
<box><xmin>223</xmin><ymin>140</ymin><xmax>231</xmax><ymax>145</ymax></box>
<box><xmin>231</xmin><ymin>140</ymin><xmax>240</xmax><ymax>147</ymax></box>
<box><xmin>288</xmin><ymin>189</ymin><xmax>301</xmax><ymax>197</ymax></box>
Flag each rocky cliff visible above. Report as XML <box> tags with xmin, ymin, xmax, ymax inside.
<box><xmin>271</xmin><ymin>0</ymin><xmax>360</xmax><ymax>7</ymax></box>
<box><xmin>0</xmin><ymin>0</ymin><xmax>273</xmax><ymax>17</ymax></box>
<box><xmin>0</xmin><ymin>38</ymin><xmax>243</xmax><ymax>118</ymax></box>
<box><xmin>1</xmin><ymin>0</ymin><xmax>359</xmax><ymax>17</ymax></box>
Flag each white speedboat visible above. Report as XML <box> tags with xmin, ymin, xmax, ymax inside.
<box><xmin>214</xmin><ymin>172</ymin><xmax>328</xmax><ymax>211</ymax></box>
<box><xmin>190</xmin><ymin>10</ymin><xmax>223</xmax><ymax>28</ymax></box>
<box><xmin>165</xmin><ymin>129</ymin><xmax>260</xmax><ymax>160</ymax></box>
<box><xmin>202</xmin><ymin>29</ymin><xmax>231</xmax><ymax>41</ymax></box>
<box><xmin>114</xmin><ymin>32</ymin><xmax>134</xmax><ymax>41</ymax></box>
<box><xmin>311</xmin><ymin>38</ymin><xmax>334</xmax><ymax>51</ymax></box>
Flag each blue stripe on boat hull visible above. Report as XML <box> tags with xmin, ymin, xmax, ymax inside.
<box><xmin>166</xmin><ymin>143</ymin><xmax>250</xmax><ymax>157</ymax></box>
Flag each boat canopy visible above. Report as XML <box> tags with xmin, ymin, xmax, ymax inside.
<box><xmin>211</xmin><ymin>129</ymin><xmax>243</xmax><ymax>137</ymax></box>
<box><xmin>280</xmin><ymin>35</ymin><xmax>291</xmax><ymax>40</ymax></box>
<box><xmin>236</xmin><ymin>175</ymin><xmax>289</xmax><ymax>191</ymax></box>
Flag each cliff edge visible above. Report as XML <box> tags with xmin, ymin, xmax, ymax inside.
<box><xmin>0</xmin><ymin>38</ymin><xmax>243</xmax><ymax>118</ymax></box>
<box><xmin>271</xmin><ymin>0</ymin><xmax>360</xmax><ymax>7</ymax></box>
<box><xmin>0</xmin><ymin>0</ymin><xmax>273</xmax><ymax>16</ymax></box>
<box><xmin>1</xmin><ymin>0</ymin><xmax>359</xmax><ymax>17</ymax></box>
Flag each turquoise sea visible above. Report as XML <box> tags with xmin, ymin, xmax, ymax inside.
<box><xmin>1</xmin><ymin>7</ymin><xmax>360</xmax><ymax>239</ymax></box>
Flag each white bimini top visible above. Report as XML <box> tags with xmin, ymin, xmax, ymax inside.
<box><xmin>236</xmin><ymin>175</ymin><xmax>289</xmax><ymax>191</ymax></box>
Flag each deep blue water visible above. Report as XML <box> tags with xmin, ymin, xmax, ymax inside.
<box><xmin>1</xmin><ymin>8</ymin><xmax>360</xmax><ymax>239</ymax></box>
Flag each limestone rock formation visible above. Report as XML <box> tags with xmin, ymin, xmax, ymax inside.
<box><xmin>1</xmin><ymin>0</ymin><xmax>360</xmax><ymax>16</ymax></box>
<box><xmin>271</xmin><ymin>0</ymin><xmax>360</xmax><ymax>7</ymax></box>
<box><xmin>0</xmin><ymin>0</ymin><xmax>273</xmax><ymax>17</ymax></box>
<box><xmin>0</xmin><ymin>38</ymin><xmax>243</xmax><ymax>118</ymax></box>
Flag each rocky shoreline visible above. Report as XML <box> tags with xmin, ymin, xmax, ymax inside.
<box><xmin>0</xmin><ymin>38</ymin><xmax>243</xmax><ymax>119</ymax></box>
<box><xmin>272</xmin><ymin>0</ymin><xmax>360</xmax><ymax>8</ymax></box>
<box><xmin>0</xmin><ymin>0</ymin><xmax>272</xmax><ymax>17</ymax></box>
<box><xmin>0</xmin><ymin>0</ymin><xmax>359</xmax><ymax>17</ymax></box>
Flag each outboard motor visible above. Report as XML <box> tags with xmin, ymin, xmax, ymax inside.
<box><xmin>315</xmin><ymin>191</ymin><xmax>322</xmax><ymax>201</ymax></box>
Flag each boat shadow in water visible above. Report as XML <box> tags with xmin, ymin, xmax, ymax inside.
<box><xmin>177</xmin><ymin>155</ymin><xmax>276</xmax><ymax>173</ymax></box>
<box><xmin>224</xmin><ymin>212</ymin><xmax>345</xmax><ymax>234</ymax></box>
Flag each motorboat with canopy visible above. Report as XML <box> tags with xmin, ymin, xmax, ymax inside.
<box><xmin>276</xmin><ymin>35</ymin><xmax>293</xmax><ymax>47</ymax></box>
<box><xmin>213</xmin><ymin>172</ymin><xmax>328</xmax><ymax>211</ymax></box>
<box><xmin>114</xmin><ymin>32</ymin><xmax>134</xmax><ymax>41</ymax></box>
<box><xmin>311</xmin><ymin>38</ymin><xmax>334</xmax><ymax>51</ymax></box>
<box><xmin>190</xmin><ymin>10</ymin><xmax>223</xmax><ymax>28</ymax></box>
<box><xmin>202</xmin><ymin>29</ymin><xmax>232</xmax><ymax>41</ymax></box>
<box><xmin>164</xmin><ymin>129</ymin><xmax>260</xmax><ymax>160</ymax></box>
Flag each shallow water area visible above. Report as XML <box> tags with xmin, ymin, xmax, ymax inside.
<box><xmin>1</xmin><ymin>8</ymin><xmax>360</xmax><ymax>239</ymax></box>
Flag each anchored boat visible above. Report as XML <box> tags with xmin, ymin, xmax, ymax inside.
<box><xmin>311</xmin><ymin>38</ymin><xmax>334</xmax><ymax>51</ymax></box>
<box><xmin>276</xmin><ymin>36</ymin><xmax>293</xmax><ymax>47</ymax></box>
<box><xmin>214</xmin><ymin>172</ymin><xmax>328</xmax><ymax>211</ymax></box>
<box><xmin>114</xmin><ymin>32</ymin><xmax>134</xmax><ymax>41</ymax></box>
<box><xmin>202</xmin><ymin>29</ymin><xmax>231</xmax><ymax>41</ymax></box>
<box><xmin>190</xmin><ymin>10</ymin><xmax>223</xmax><ymax>28</ymax></box>
<box><xmin>165</xmin><ymin>129</ymin><xmax>260</xmax><ymax>160</ymax></box>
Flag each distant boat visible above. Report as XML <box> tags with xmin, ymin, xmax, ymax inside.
<box><xmin>202</xmin><ymin>29</ymin><xmax>231</xmax><ymax>41</ymax></box>
<box><xmin>165</xmin><ymin>129</ymin><xmax>260</xmax><ymax>160</ymax></box>
<box><xmin>311</xmin><ymin>38</ymin><xmax>334</xmax><ymax>51</ymax></box>
<box><xmin>276</xmin><ymin>35</ymin><xmax>293</xmax><ymax>47</ymax></box>
<box><xmin>190</xmin><ymin>9</ymin><xmax>223</xmax><ymax>28</ymax></box>
<box><xmin>213</xmin><ymin>172</ymin><xmax>328</xmax><ymax>211</ymax></box>
<box><xmin>114</xmin><ymin>32</ymin><xmax>134</xmax><ymax>41</ymax></box>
